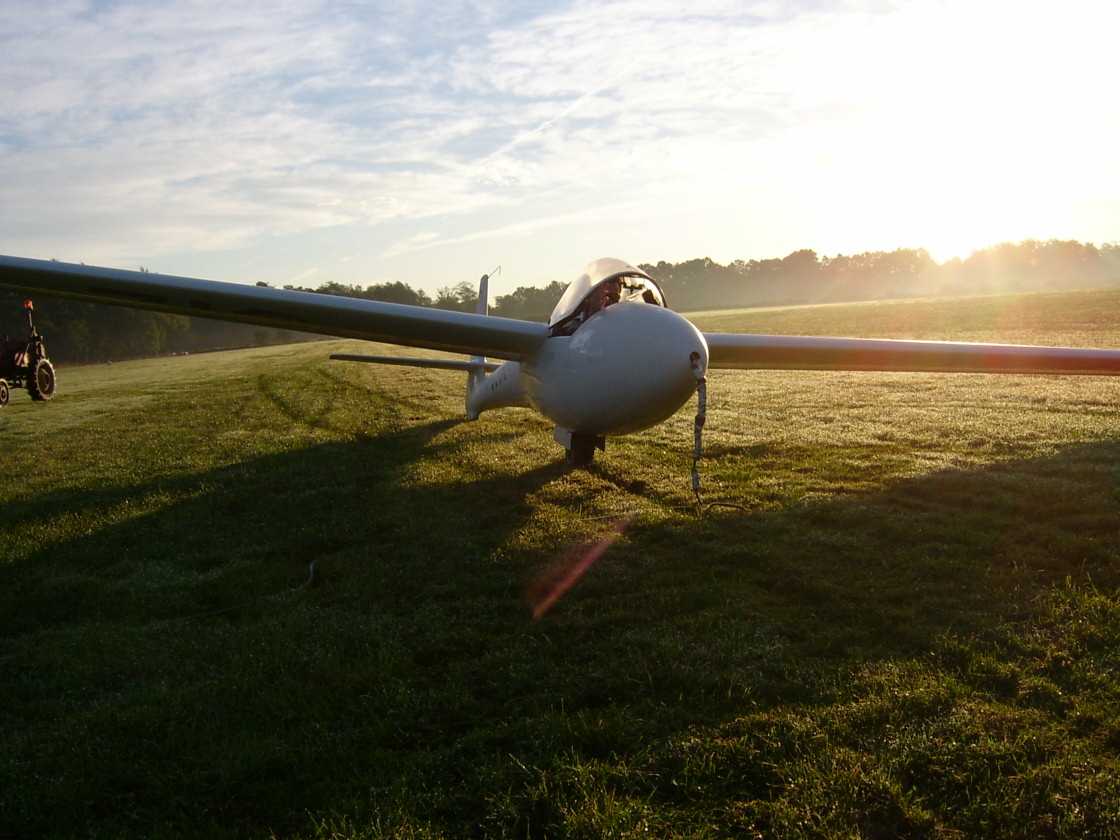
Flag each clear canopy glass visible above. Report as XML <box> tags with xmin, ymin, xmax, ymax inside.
<box><xmin>548</xmin><ymin>258</ymin><xmax>666</xmax><ymax>328</ymax></box>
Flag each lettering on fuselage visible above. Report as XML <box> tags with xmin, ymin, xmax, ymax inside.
<box><xmin>470</xmin><ymin>360</ymin><xmax>527</xmax><ymax>416</ymax></box>
<box><xmin>488</xmin><ymin>365</ymin><xmax>515</xmax><ymax>394</ymax></box>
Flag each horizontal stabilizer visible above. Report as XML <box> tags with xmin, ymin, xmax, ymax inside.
<box><xmin>330</xmin><ymin>353</ymin><xmax>500</xmax><ymax>372</ymax></box>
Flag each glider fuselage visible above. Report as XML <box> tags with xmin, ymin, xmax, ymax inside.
<box><xmin>470</xmin><ymin>302</ymin><xmax>708</xmax><ymax>437</ymax></box>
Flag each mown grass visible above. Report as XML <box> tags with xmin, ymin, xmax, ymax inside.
<box><xmin>2</xmin><ymin>289</ymin><xmax>1119</xmax><ymax>838</ymax></box>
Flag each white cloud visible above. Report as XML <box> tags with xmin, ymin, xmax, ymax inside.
<box><xmin>1</xmin><ymin>0</ymin><xmax>1117</xmax><ymax>287</ymax></box>
<box><xmin>381</xmin><ymin>199</ymin><xmax>647</xmax><ymax>260</ymax></box>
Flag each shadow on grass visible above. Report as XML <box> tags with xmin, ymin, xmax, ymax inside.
<box><xmin>2</xmin><ymin>431</ymin><xmax>1119</xmax><ymax>837</ymax></box>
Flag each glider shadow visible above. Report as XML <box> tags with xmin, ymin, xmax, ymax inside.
<box><xmin>2</xmin><ymin>437</ymin><xmax>1118</xmax><ymax>836</ymax></box>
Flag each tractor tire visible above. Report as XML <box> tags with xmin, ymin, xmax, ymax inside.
<box><xmin>28</xmin><ymin>358</ymin><xmax>56</xmax><ymax>401</ymax></box>
<box><xmin>0</xmin><ymin>379</ymin><xmax>9</xmax><ymax>407</ymax></box>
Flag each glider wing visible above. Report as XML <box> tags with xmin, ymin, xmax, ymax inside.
<box><xmin>704</xmin><ymin>332</ymin><xmax>1120</xmax><ymax>376</ymax></box>
<box><xmin>0</xmin><ymin>256</ymin><xmax>547</xmax><ymax>361</ymax></box>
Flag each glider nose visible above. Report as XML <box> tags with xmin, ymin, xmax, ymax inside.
<box><xmin>668</xmin><ymin>308</ymin><xmax>708</xmax><ymax>393</ymax></box>
<box><xmin>523</xmin><ymin>302</ymin><xmax>710</xmax><ymax>436</ymax></box>
<box><xmin>601</xmin><ymin>303</ymin><xmax>708</xmax><ymax>433</ymax></box>
<box><xmin>687</xmin><ymin>333</ymin><xmax>709</xmax><ymax>382</ymax></box>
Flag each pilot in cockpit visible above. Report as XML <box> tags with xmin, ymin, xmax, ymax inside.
<box><xmin>549</xmin><ymin>265</ymin><xmax>666</xmax><ymax>338</ymax></box>
<box><xmin>586</xmin><ymin>277</ymin><xmax>622</xmax><ymax>316</ymax></box>
<box><xmin>551</xmin><ymin>278</ymin><xmax>622</xmax><ymax>337</ymax></box>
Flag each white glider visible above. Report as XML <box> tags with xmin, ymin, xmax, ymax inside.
<box><xmin>3</xmin><ymin>254</ymin><xmax>1120</xmax><ymax>464</ymax></box>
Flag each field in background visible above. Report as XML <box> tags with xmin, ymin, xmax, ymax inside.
<box><xmin>2</xmin><ymin>290</ymin><xmax>1119</xmax><ymax>838</ymax></box>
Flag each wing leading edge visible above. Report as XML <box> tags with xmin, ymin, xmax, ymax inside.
<box><xmin>705</xmin><ymin>332</ymin><xmax>1120</xmax><ymax>376</ymax></box>
<box><xmin>0</xmin><ymin>256</ymin><xmax>548</xmax><ymax>361</ymax></box>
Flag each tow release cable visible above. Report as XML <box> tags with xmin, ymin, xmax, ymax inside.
<box><xmin>690</xmin><ymin>352</ymin><xmax>747</xmax><ymax>518</ymax></box>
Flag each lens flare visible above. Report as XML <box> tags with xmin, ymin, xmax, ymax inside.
<box><xmin>528</xmin><ymin>514</ymin><xmax>635</xmax><ymax>620</ymax></box>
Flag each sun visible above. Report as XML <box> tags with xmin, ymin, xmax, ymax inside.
<box><xmin>726</xmin><ymin>1</ymin><xmax>1120</xmax><ymax>262</ymax></box>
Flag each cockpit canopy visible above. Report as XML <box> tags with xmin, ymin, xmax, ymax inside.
<box><xmin>548</xmin><ymin>258</ymin><xmax>667</xmax><ymax>329</ymax></box>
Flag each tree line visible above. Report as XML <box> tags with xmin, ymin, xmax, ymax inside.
<box><xmin>296</xmin><ymin>239</ymin><xmax>1120</xmax><ymax>319</ymax></box>
<box><xmin>3</xmin><ymin>239</ymin><xmax>1117</xmax><ymax>364</ymax></box>
<box><xmin>0</xmin><ymin>293</ymin><xmax>314</xmax><ymax>365</ymax></box>
<box><xmin>638</xmin><ymin>240</ymin><xmax>1120</xmax><ymax>312</ymax></box>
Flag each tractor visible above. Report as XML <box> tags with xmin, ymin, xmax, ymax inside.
<box><xmin>0</xmin><ymin>299</ymin><xmax>56</xmax><ymax>407</ymax></box>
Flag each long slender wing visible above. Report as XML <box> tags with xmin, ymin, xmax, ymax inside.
<box><xmin>0</xmin><ymin>256</ymin><xmax>547</xmax><ymax>361</ymax></box>
<box><xmin>704</xmin><ymin>332</ymin><xmax>1120</xmax><ymax>375</ymax></box>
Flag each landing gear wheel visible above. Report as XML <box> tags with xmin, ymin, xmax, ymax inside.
<box><xmin>28</xmin><ymin>358</ymin><xmax>55</xmax><ymax>401</ymax></box>
<box><xmin>0</xmin><ymin>379</ymin><xmax>9</xmax><ymax>407</ymax></box>
<box><xmin>567</xmin><ymin>433</ymin><xmax>602</xmax><ymax>468</ymax></box>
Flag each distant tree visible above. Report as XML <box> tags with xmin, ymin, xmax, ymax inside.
<box><xmin>361</xmin><ymin>281</ymin><xmax>431</xmax><ymax>307</ymax></box>
<box><xmin>315</xmin><ymin>281</ymin><xmax>362</xmax><ymax>297</ymax></box>
<box><xmin>433</xmin><ymin>281</ymin><xmax>477</xmax><ymax>312</ymax></box>
<box><xmin>492</xmin><ymin>281</ymin><xmax>567</xmax><ymax>321</ymax></box>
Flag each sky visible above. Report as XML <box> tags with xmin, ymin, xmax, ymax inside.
<box><xmin>1</xmin><ymin>0</ymin><xmax>1117</xmax><ymax>299</ymax></box>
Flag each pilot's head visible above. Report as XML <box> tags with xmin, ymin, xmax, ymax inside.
<box><xmin>604</xmin><ymin>278</ymin><xmax>622</xmax><ymax>305</ymax></box>
<box><xmin>590</xmin><ymin>278</ymin><xmax>622</xmax><ymax>312</ymax></box>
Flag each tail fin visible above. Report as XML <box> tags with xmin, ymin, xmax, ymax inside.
<box><xmin>466</xmin><ymin>272</ymin><xmax>490</xmax><ymax>419</ymax></box>
<box><xmin>475</xmin><ymin>273</ymin><xmax>489</xmax><ymax>317</ymax></box>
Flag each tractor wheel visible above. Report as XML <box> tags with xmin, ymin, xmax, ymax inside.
<box><xmin>0</xmin><ymin>379</ymin><xmax>9</xmax><ymax>407</ymax></box>
<box><xmin>28</xmin><ymin>358</ymin><xmax>56</xmax><ymax>401</ymax></box>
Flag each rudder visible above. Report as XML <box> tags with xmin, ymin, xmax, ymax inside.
<box><xmin>466</xmin><ymin>272</ymin><xmax>490</xmax><ymax>418</ymax></box>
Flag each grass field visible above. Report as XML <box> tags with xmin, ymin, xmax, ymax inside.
<box><xmin>3</xmin><ymin>289</ymin><xmax>1120</xmax><ymax>838</ymax></box>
